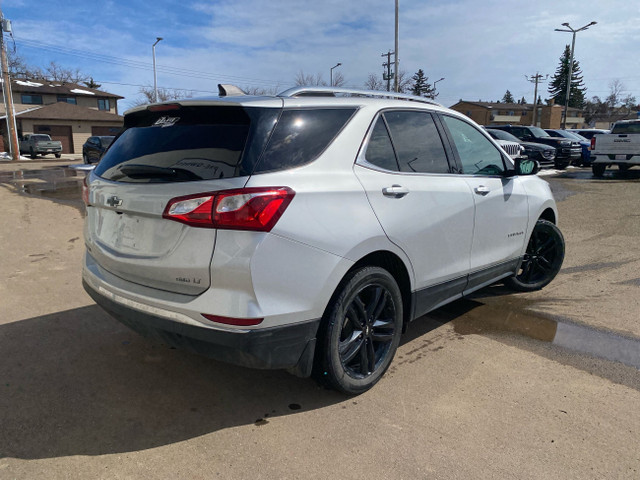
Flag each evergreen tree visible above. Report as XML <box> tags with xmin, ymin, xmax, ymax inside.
<box><xmin>519</xmin><ymin>96</ymin><xmax>527</xmax><ymax>104</ymax></box>
<box><xmin>84</xmin><ymin>77</ymin><xmax>102</xmax><ymax>89</ymax></box>
<box><xmin>548</xmin><ymin>45</ymin><xmax>587</xmax><ymax>108</ymax></box>
<box><xmin>410</xmin><ymin>69</ymin><xmax>437</xmax><ymax>98</ymax></box>
<box><xmin>502</xmin><ymin>90</ymin><xmax>515</xmax><ymax>103</ymax></box>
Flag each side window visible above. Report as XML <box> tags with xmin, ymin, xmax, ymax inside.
<box><xmin>364</xmin><ymin>117</ymin><xmax>399</xmax><ymax>171</ymax></box>
<box><xmin>442</xmin><ymin>115</ymin><xmax>505</xmax><ymax>176</ymax></box>
<box><xmin>255</xmin><ymin>108</ymin><xmax>356</xmax><ymax>173</ymax></box>
<box><xmin>383</xmin><ymin>111</ymin><xmax>450</xmax><ymax>174</ymax></box>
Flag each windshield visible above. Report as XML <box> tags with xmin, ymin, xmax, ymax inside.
<box><xmin>95</xmin><ymin>105</ymin><xmax>269</xmax><ymax>183</ymax></box>
<box><xmin>487</xmin><ymin>129</ymin><xmax>521</xmax><ymax>143</ymax></box>
<box><xmin>99</xmin><ymin>136</ymin><xmax>114</xmax><ymax>148</ymax></box>
<box><xmin>529</xmin><ymin>126</ymin><xmax>550</xmax><ymax>138</ymax></box>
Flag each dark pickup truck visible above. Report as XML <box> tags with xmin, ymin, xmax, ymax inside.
<box><xmin>489</xmin><ymin>125</ymin><xmax>581</xmax><ymax>169</ymax></box>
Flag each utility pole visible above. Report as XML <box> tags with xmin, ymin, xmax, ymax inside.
<box><xmin>0</xmin><ymin>9</ymin><xmax>19</xmax><ymax>161</ymax></box>
<box><xmin>525</xmin><ymin>73</ymin><xmax>548</xmax><ymax>127</ymax></box>
<box><xmin>394</xmin><ymin>0</ymin><xmax>399</xmax><ymax>92</ymax></box>
<box><xmin>381</xmin><ymin>51</ymin><xmax>394</xmax><ymax>92</ymax></box>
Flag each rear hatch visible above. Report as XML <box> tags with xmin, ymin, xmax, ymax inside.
<box><xmin>85</xmin><ymin>103</ymin><xmax>279</xmax><ymax>295</ymax></box>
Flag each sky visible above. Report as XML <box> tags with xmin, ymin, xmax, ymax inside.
<box><xmin>2</xmin><ymin>0</ymin><xmax>639</xmax><ymax>112</ymax></box>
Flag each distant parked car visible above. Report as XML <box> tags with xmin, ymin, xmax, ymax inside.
<box><xmin>545</xmin><ymin>129</ymin><xmax>591</xmax><ymax>166</ymax></box>
<box><xmin>567</xmin><ymin>128</ymin><xmax>609</xmax><ymax>140</ymax></box>
<box><xmin>485</xmin><ymin>128</ymin><xmax>556</xmax><ymax>168</ymax></box>
<box><xmin>82</xmin><ymin>136</ymin><xmax>114</xmax><ymax>164</ymax></box>
<box><xmin>489</xmin><ymin>125</ymin><xmax>580</xmax><ymax>169</ymax></box>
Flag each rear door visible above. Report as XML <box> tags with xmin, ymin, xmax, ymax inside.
<box><xmin>439</xmin><ymin>114</ymin><xmax>529</xmax><ymax>290</ymax></box>
<box><xmin>354</xmin><ymin>110</ymin><xmax>475</xmax><ymax>316</ymax></box>
<box><xmin>85</xmin><ymin>104</ymin><xmax>278</xmax><ymax>295</ymax></box>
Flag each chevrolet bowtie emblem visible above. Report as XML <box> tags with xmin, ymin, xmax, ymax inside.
<box><xmin>106</xmin><ymin>196</ymin><xmax>123</xmax><ymax>207</ymax></box>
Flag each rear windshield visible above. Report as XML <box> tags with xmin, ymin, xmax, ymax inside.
<box><xmin>95</xmin><ymin>105</ymin><xmax>355</xmax><ymax>182</ymax></box>
<box><xmin>612</xmin><ymin>122</ymin><xmax>640</xmax><ymax>134</ymax></box>
<box><xmin>95</xmin><ymin>106</ymin><xmax>278</xmax><ymax>183</ymax></box>
<box><xmin>32</xmin><ymin>135</ymin><xmax>51</xmax><ymax>142</ymax></box>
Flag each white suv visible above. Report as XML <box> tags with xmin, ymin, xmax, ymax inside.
<box><xmin>82</xmin><ymin>86</ymin><xmax>564</xmax><ymax>394</ymax></box>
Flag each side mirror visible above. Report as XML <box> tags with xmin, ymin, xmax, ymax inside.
<box><xmin>515</xmin><ymin>157</ymin><xmax>539</xmax><ymax>175</ymax></box>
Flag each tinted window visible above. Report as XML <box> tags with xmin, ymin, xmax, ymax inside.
<box><xmin>383</xmin><ymin>111</ymin><xmax>450</xmax><ymax>174</ymax></box>
<box><xmin>443</xmin><ymin>116</ymin><xmax>505</xmax><ymax>175</ymax></box>
<box><xmin>364</xmin><ymin>118</ymin><xmax>398</xmax><ymax>171</ymax></box>
<box><xmin>255</xmin><ymin>108</ymin><xmax>356</xmax><ymax>173</ymax></box>
<box><xmin>96</xmin><ymin>106</ymin><xmax>277</xmax><ymax>183</ymax></box>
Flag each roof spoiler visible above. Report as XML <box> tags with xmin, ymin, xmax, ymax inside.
<box><xmin>218</xmin><ymin>84</ymin><xmax>248</xmax><ymax>97</ymax></box>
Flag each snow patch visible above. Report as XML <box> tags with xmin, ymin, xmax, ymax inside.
<box><xmin>16</xmin><ymin>80</ymin><xmax>43</xmax><ymax>87</ymax></box>
<box><xmin>70</xmin><ymin>88</ymin><xmax>95</xmax><ymax>95</ymax></box>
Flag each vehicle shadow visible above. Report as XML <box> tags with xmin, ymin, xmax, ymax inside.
<box><xmin>0</xmin><ymin>306</ymin><xmax>344</xmax><ymax>460</ymax></box>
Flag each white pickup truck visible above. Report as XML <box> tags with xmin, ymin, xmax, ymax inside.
<box><xmin>590</xmin><ymin>119</ymin><xmax>640</xmax><ymax>176</ymax></box>
<box><xmin>19</xmin><ymin>134</ymin><xmax>63</xmax><ymax>159</ymax></box>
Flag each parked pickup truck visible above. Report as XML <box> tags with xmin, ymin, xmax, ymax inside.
<box><xmin>19</xmin><ymin>134</ymin><xmax>63</xmax><ymax>159</ymax></box>
<box><xmin>590</xmin><ymin>119</ymin><xmax>640</xmax><ymax>177</ymax></box>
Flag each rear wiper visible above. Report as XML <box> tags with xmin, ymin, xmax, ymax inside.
<box><xmin>116</xmin><ymin>164</ymin><xmax>202</xmax><ymax>181</ymax></box>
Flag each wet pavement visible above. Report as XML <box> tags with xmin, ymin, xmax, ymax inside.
<box><xmin>0</xmin><ymin>166</ymin><xmax>87</xmax><ymax>203</ymax></box>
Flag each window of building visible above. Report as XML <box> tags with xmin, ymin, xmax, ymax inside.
<box><xmin>21</xmin><ymin>94</ymin><xmax>43</xmax><ymax>105</ymax></box>
<box><xmin>57</xmin><ymin>95</ymin><xmax>77</xmax><ymax>105</ymax></box>
<box><xmin>97</xmin><ymin>98</ymin><xmax>110</xmax><ymax>111</ymax></box>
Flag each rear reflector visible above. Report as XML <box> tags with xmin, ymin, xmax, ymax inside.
<box><xmin>163</xmin><ymin>187</ymin><xmax>294</xmax><ymax>231</ymax></box>
<box><xmin>201</xmin><ymin>314</ymin><xmax>263</xmax><ymax>326</ymax></box>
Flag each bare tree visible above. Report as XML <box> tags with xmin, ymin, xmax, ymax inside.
<box><xmin>131</xmin><ymin>86</ymin><xmax>194</xmax><ymax>106</ymax></box>
<box><xmin>294</xmin><ymin>71</ymin><xmax>327</xmax><ymax>87</ymax></box>
<box><xmin>43</xmin><ymin>61</ymin><xmax>89</xmax><ymax>84</ymax></box>
<box><xmin>331</xmin><ymin>71</ymin><xmax>346</xmax><ymax>87</ymax></box>
<box><xmin>242</xmin><ymin>85</ymin><xmax>281</xmax><ymax>96</ymax></box>
<box><xmin>364</xmin><ymin>73</ymin><xmax>385</xmax><ymax>91</ymax></box>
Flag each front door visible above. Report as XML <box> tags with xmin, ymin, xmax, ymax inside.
<box><xmin>440</xmin><ymin>115</ymin><xmax>529</xmax><ymax>290</ymax></box>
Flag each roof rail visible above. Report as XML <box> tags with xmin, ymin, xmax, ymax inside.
<box><xmin>277</xmin><ymin>86</ymin><xmax>443</xmax><ymax>107</ymax></box>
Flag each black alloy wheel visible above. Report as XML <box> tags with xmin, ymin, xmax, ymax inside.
<box><xmin>505</xmin><ymin>219</ymin><xmax>565</xmax><ymax>292</ymax></box>
<box><xmin>314</xmin><ymin>266</ymin><xmax>403</xmax><ymax>395</ymax></box>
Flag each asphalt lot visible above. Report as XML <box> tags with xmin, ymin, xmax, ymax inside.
<box><xmin>1</xmin><ymin>159</ymin><xmax>639</xmax><ymax>479</ymax></box>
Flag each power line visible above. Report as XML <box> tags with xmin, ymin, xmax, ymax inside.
<box><xmin>13</xmin><ymin>36</ymin><xmax>287</xmax><ymax>87</ymax></box>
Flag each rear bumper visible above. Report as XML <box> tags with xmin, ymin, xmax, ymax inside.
<box><xmin>83</xmin><ymin>279</ymin><xmax>320</xmax><ymax>376</ymax></box>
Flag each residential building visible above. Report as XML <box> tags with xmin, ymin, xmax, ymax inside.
<box><xmin>1</xmin><ymin>78</ymin><xmax>124</xmax><ymax>154</ymax></box>
<box><xmin>449</xmin><ymin>101</ymin><xmax>586</xmax><ymax>129</ymax></box>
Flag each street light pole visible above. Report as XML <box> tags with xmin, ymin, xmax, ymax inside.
<box><xmin>554</xmin><ymin>21</ymin><xmax>596</xmax><ymax>129</ymax></box>
<box><xmin>433</xmin><ymin>77</ymin><xmax>444</xmax><ymax>88</ymax></box>
<box><xmin>330</xmin><ymin>63</ymin><xmax>342</xmax><ymax>87</ymax></box>
<box><xmin>152</xmin><ymin>37</ymin><xmax>163</xmax><ymax>103</ymax></box>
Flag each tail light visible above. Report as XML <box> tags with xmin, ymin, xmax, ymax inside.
<box><xmin>590</xmin><ymin>137</ymin><xmax>596</xmax><ymax>150</ymax></box>
<box><xmin>163</xmin><ymin>187</ymin><xmax>295</xmax><ymax>232</ymax></box>
<box><xmin>82</xmin><ymin>176</ymin><xmax>90</xmax><ymax>205</ymax></box>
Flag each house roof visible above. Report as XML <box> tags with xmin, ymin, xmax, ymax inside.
<box><xmin>7</xmin><ymin>78</ymin><xmax>124</xmax><ymax>99</ymax></box>
<box><xmin>13</xmin><ymin>102</ymin><xmax>124</xmax><ymax>122</ymax></box>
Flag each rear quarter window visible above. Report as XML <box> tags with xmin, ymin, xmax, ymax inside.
<box><xmin>254</xmin><ymin>108</ymin><xmax>356</xmax><ymax>173</ymax></box>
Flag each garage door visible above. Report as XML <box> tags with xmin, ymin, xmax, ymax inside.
<box><xmin>34</xmin><ymin>125</ymin><xmax>74</xmax><ymax>153</ymax></box>
<box><xmin>91</xmin><ymin>126</ymin><xmax>121</xmax><ymax>136</ymax></box>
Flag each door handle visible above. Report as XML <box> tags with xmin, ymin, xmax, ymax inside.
<box><xmin>382</xmin><ymin>185</ymin><xmax>409</xmax><ymax>198</ymax></box>
<box><xmin>474</xmin><ymin>185</ymin><xmax>490</xmax><ymax>196</ymax></box>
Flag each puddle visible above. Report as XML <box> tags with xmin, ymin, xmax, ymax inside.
<box><xmin>431</xmin><ymin>298</ymin><xmax>640</xmax><ymax>370</ymax></box>
<box><xmin>0</xmin><ymin>167</ymin><xmax>86</xmax><ymax>202</ymax></box>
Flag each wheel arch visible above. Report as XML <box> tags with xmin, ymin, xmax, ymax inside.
<box><xmin>539</xmin><ymin>207</ymin><xmax>556</xmax><ymax>224</ymax></box>
<box><xmin>347</xmin><ymin>250</ymin><xmax>413</xmax><ymax>331</ymax></box>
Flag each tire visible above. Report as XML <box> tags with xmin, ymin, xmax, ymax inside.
<box><xmin>30</xmin><ymin>147</ymin><xmax>37</xmax><ymax>159</ymax></box>
<box><xmin>592</xmin><ymin>163</ymin><xmax>606</xmax><ymax>177</ymax></box>
<box><xmin>505</xmin><ymin>219</ymin><xmax>565</xmax><ymax>292</ymax></box>
<box><xmin>555</xmin><ymin>160</ymin><xmax>568</xmax><ymax>170</ymax></box>
<box><xmin>618</xmin><ymin>164</ymin><xmax>631</xmax><ymax>173</ymax></box>
<box><xmin>55</xmin><ymin>153</ymin><xmax>61</xmax><ymax>158</ymax></box>
<box><xmin>314</xmin><ymin>266</ymin><xmax>403</xmax><ymax>395</ymax></box>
